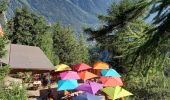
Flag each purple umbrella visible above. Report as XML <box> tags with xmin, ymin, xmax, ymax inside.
<box><xmin>72</xmin><ymin>92</ymin><xmax>101</xmax><ymax>100</ymax></box>
<box><xmin>76</xmin><ymin>81</ymin><xmax>103</xmax><ymax>94</ymax></box>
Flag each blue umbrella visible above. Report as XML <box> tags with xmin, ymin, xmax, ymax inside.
<box><xmin>73</xmin><ymin>92</ymin><xmax>101</xmax><ymax>100</ymax></box>
<box><xmin>57</xmin><ymin>80</ymin><xmax>78</xmax><ymax>91</ymax></box>
<box><xmin>101</xmin><ymin>69</ymin><xmax>121</xmax><ymax>77</ymax></box>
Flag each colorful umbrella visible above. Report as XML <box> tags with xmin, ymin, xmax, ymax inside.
<box><xmin>101</xmin><ymin>86</ymin><xmax>133</xmax><ymax>100</ymax></box>
<box><xmin>93</xmin><ymin>61</ymin><xmax>109</xmax><ymax>69</ymax></box>
<box><xmin>60</xmin><ymin>71</ymin><xmax>80</xmax><ymax>80</ymax></box>
<box><xmin>100</xmin><ymin>76</ymin><xmax>123</xmax><ymax>87</ymax></box>
<box><xmin>101</xmin><ymin>69</ymin><xmax>121</xmax><ymax>77</ymax></box>
<box><xmin>72</xmin><ymin>92</ymin><xmax>101</xmax><ymax>100</ymax></box>
<box><xmin>55</xmin><ymin>64</ymin><xmax>71</xmax><ymax>72</ymax></box>
<box><xmin>76</xmin><ymin>81</ymin><xmax>103</xmax><ymax>94</ymax></box>
<box><xmin>57</xmin><ymin>80</ymin><xmax>78</xmax><ymax>91</ymax></box>
<box><xmin>79</xmin><ymin>71</ymin><xmax>98</xmax><ymax>81</ymax></box>
<box><xmin>73</xmin><ymin>63</ymin><xmax>91</xmax><ymax>71</ymax></box>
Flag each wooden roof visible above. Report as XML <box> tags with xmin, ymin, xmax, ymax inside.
<box><xmin>0</xmin><ymin>44</ymin><xmax>54</xmax><ymax>71</ymax></box>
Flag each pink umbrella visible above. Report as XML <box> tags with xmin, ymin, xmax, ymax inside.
<box><xmin>73</xmin><ymin>63</ymin><xmax>91</xmax><ymax>71</ymax></box>
<box><xmin>60</xmin><ymin>71</ymin><xmax>80</xmax><ymax>80</ymax></box>
<box><xmin>76</xmin><ymin>81</ymin><xmax>103</xmax><ymax>94</ymax></box>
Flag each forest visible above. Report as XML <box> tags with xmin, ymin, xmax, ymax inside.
<box><xmin>0</xmin><ymin>0</ymin><xmax>170</xmax><ymax>100</ymax></box>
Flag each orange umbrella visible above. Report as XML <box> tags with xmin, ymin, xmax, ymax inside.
<box><xmin>93</xmin><ymin>61</ymin><xmax>109</xmax><ymax>76</ymax></box>
<box><xmin>100</xmin><ymin>76</ymin><xmax>123</xmax><ymax>87</ymax></box>
<box><xmin>79</xmin><ymin>71</ymin><xmax>98</xmax><ymax>81</ymax></box>
<box><xmin>93</xmin><ymin>61</ymin><xmax>109</xmax><ymax>69</ymax></box>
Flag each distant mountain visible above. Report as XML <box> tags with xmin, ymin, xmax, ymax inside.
<box><xmin>6</xmin><ymin>0</ymin><xmax>113</xmax><ymax>32</ymax></box>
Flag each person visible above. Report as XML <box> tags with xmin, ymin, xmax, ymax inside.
<box><xmin>57</xmin><ymin>91</ymin><xmax>64</xmax><ymax>100</ymax></box>
<box><xmin>47</xmin><ymin>86</ymin><xmax>54</xmax><ymax>100</ymax></box>
<box><xmin>41</xmin><ymin>73</ymin><xmax>48</xmax><ymax>87</ymax></box>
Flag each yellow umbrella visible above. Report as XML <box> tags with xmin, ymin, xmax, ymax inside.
<box><xmin>101</xmin><ymin>86</ymin><xmax>133</xmax><ymax>100</ymax></box>
<box><xmin>55</xmin><ymin>64</ymin><xmax>72</xmax><ymax>72</ymax></box>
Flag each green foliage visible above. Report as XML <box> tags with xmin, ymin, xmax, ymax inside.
<box><xmin>0</xmin><ymin>2</ymin><xmax>28</xmax><ymax>100</ymax></box>
<box><xmin>0</xmin><ymin>37</ymin><xmax>7</xmax><ymax>58</ymax></box>
<box><xmin>0</xmin><ymin>83</ymin><xmax>28</xmax><ymax>100</ymax></box>
<box><xmin>15</xmin><ymin>72</ymin><xmax>24</xmax><ymax>78</ymax></box>
<box><xmin>53</xmin><ymin>23</ymin><xmax>88</xmax><ymax>65</ymax></box>
<box><xmin>23</xmin><ymin>72</ymin><xmax>33</xmax><ymax>83</ymax></box>
<box><xmin>127</xmin><ymin>0</ymin><xmax>170</xmax><ymax>74</ymax></box>
<box><xmin>0</xmin><ymin>65</ymin><xmax>9</xmax><ymax>81</ymax></box>
<box><xmin>7</xmin><ymin>7</ymin><xmax>57</xmax><ymax>64</ymax></box>
<box><xmin>7</xmin><ymin>7</ymin><xmax>48</xmax><ymax>46</ymax></box>
<box><xmin>125</xmin><ymin>71</ymin><xmax>170</xmax><ymax>100</ymax></box>
<box><xmin>0</xmin><ymin>0</ymin><xmax>8</xmax><ymax>14</ymax></box>
<box><xmin>78</xmin><ymin>33</ymin><xmax>89</xmax><ymax>63</ymax></box>
<box><xmin>38</xmin><ymin>32</ymin><xmax>58</xmax><ymax>64</ymax></box>
<box><xmin>84</xmin><ymin>0</ymin><xmax>170</xmax><ymax>75</ymax></box>
<box><xmin>84</xmin><ymin>0</ymin><xmax>150</xmax><ymax>40</ymax></box>
<box><xmin>84</xmin><ymin>0</ymin><xmax>170</xmax><ymax>99</ymax></box>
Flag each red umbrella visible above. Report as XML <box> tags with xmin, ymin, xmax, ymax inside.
<box><xmin>100</xmin><ymin>76</ymin><xmax>123</xmax><ymax>87</ymax></box>
<box><xmin>73</xmin><ymin>63</ymin><xmax>91</xmax><ymax>71</ymax></box>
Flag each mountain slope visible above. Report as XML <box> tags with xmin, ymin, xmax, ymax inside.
<box><xmin>6</xmin><ymin>0</ymin><xmax>113</xmax><ymax>32</ymax></box>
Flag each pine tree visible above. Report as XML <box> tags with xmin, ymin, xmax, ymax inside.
<box><xmin>38</xmin><ymin>32</ymin><xmax>58</xmax><ymax>65</ymax></box>
<box><xmin>52</xmin><ymin>23</ymin><xmax>85</xmax><ymax>65</ymax></box>
<box><xmin>84</xmin><ymin>0</ymin><xmax>169</xmax><ymax>75</ymax></box>
<box><xmin>84</xmin><ymin>0</ymin><xmax>150</xmax><ymax>40</ymax></box>
<box><xmin>7</xmin><ymin>7</ymin><xmax>48</xmax><ymax>46</ymax></box>
<box><xmin>7</xmin><ymin>7</ymin><xmax>56</xmax><ymax>63</ymax></box>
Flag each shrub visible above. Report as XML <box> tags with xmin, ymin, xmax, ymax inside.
<box><xmin>0</xmin><ymin>83</ymin><xmax>28</xmax><ymax>100</ymax></box>
<box><xmin>125</xmin><ymin>71</ymin><xmax>170</xmax><ymax>100</ymax></box>
<box><xmin>0</xmin><ymin>65</ymin><xmax>9</xmax><ymax>81</ymax></box>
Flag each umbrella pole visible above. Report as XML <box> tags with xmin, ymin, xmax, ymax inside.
<box><xmin>104</xmin><ymin>94</ymin><xmax>108</xmax><ymax>100</ymax></box>
<box><xmin>97</xmin><ymin>70</ymin><xmax>101</xmax><ymax>76</ymax></box>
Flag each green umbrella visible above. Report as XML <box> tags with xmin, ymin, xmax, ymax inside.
<box><xmin>101</xmin><ymin>86</ymin><xmax>133</xmax><ymax>100</ymax></box>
